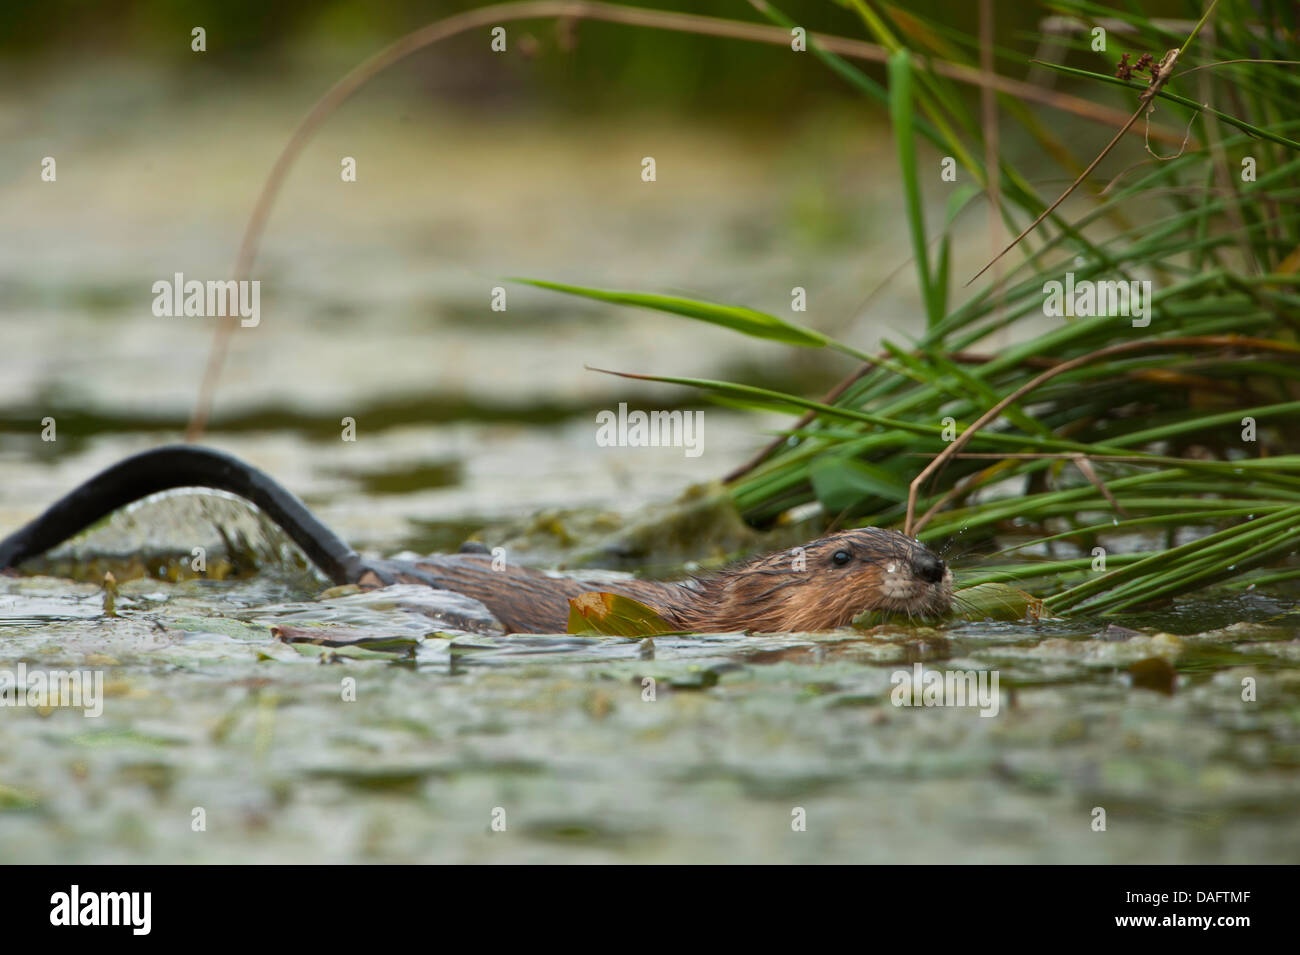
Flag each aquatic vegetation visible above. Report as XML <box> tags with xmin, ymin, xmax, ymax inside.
<box><xmin>524</xmin><ymin>0</ymin><xmax>1300</xmax><ymax>613</ymax></box>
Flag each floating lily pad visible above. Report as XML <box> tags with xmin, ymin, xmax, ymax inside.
<box><xmin>567</xmin><ymin>592</ymin><xmax>676</xmax><ymax>637</ymax></box>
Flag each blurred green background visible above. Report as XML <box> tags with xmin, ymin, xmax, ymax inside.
<box><xmin>0</xmin><ymin>0</ymin><xmax>1125</xmax><ymax>111</ymax></box>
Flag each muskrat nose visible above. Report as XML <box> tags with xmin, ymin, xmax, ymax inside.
<box><xmin>913</xmin><ymin>552</ymin><xmax>946</xmax><ymax>584</ymax></box>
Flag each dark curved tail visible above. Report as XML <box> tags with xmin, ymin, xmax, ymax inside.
<box><xmin>0</xmin><ymin>446</ymin><xmax>362</xmax><ymax>585</ymax></box>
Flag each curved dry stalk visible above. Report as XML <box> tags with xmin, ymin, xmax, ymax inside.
<box><xmin>903</xmin><ymin>334</ymin><xmax>1294</xmax><ymax>537</ymax></box>
<box><xmin>186</xmin><ymin>0</ymin><xmax>1189</xmax><ymax>439</ymax></box>
<box><xmin>1071</xmin><ymin>455</ymin><xmax>1129</xmax><ymax>517</ymax></box>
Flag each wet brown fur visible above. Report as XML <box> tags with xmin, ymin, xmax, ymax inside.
<box><xmin>363</xmin><ymin>528</ymin><xmax>952</xmax><ymax>634</ymax></box>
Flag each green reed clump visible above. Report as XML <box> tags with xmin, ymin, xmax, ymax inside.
<box><xmin>527</xmin><ymin>0</ymin><xmax>1300</xmax><ymax>614</ymax></box>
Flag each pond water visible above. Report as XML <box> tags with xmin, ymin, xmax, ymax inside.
<box><xmin>3</xmin><ymin>545</ymin><xmax>1298</xmax><ymax>864</ymax></box>
<box><xmin>2</xmin><ymin>65</ymin><xmax>1297</xmax><ymax>864</ymax></box>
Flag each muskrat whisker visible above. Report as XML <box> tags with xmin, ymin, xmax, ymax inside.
<box><xmin>948</xmin><ymin>593</ymin><xmax>975</xmax><ymax>614</ymax></box>
<box><xmin>936</xmin><ymin>524</ymin><xmax>972</xmax><ymax>559</ymax></box>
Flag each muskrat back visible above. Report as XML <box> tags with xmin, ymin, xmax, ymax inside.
<box><xmin>357</xmin><ymin>527</ymin><xmax>951</xmax><ymax>633</ymax></box>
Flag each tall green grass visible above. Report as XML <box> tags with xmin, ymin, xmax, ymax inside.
<box><xmin>524</xmin><ymin>0</ymin><xmax>1300</xmax><ymax>615</ymax></box>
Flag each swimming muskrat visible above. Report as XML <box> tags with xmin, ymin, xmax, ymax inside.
<box><xmin>0</xmin><ymin>446</ymin><xmax>953</xmax><ymax>633</ymax></box>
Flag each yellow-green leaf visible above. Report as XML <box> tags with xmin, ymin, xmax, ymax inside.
<box><xmin>951</xmin><ymin>583</ymin><xmax>1043</xmax><ymax>621</ymax></box>
<box><xmin>567</xmin><ymin>592</ymin><xmax>676</xmax><ymax>637</ymax></box>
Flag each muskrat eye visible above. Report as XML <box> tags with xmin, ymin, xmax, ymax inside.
<box><xmin>831</xmin><ymin>549</ymin><xmax>852</xmax><ymax>567</ymax></box>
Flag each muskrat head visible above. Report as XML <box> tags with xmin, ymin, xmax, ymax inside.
<box><xmin>808</xmin><ymin>528</ymin><xmax>953</xmax><ymax>622</ymax></box>
<box><xmin>686</xmin><ymin>527</ymin><xmax>953</xmax><ymax>632</ymax></box>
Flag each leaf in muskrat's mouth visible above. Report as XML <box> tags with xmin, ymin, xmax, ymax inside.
<box><xmin>567</xmin><ymin>592</ymin><xmax>676</xmax><ymax>638</ymax></box>
<box><xmin>949</xmin><ymin>583</ymin><xmax>1044</xmax><ymax>622</ymax></box>
<box><xmin>851</xmin><ymin>583</ymin><xmax>1043</xmax><ymax>628</ymax></box>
